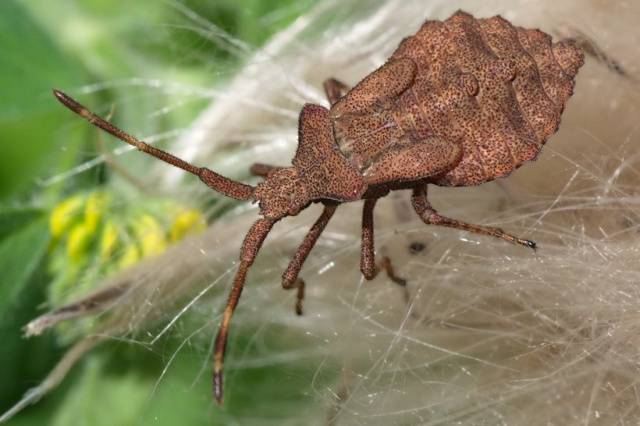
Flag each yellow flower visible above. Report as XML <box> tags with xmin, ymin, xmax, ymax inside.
<box><xmin>100</xmin><ymin>221</ymin><xmax>119</xmax><ymax>259</ymax></box>
<box><xmin>67</xmin><ymin>223</ymin><xmax>93</xmax><ymax>263</ymax></box>
<box><xmin>84</xmin><ymin>192</ymin><xmax>108</xmax><ymax>233</ymax></box>
<box><xmin>135</xmin><ymin>214</ymin><xmax>167</xmax><ymax>258</ymax></box>
<box><xmin>118</xmin><ymin>243</ymin><xmax>140</xmax><ymax>269</ymax></box>
<box><xmin>50</xmin><ymin>196</ymin><xmax>84</xmax><ymax>238</ymax></box>
<box><xmin>169</xmin><ymin>208</ymin><xmax>206</xmax><ymax>242</ymax></box>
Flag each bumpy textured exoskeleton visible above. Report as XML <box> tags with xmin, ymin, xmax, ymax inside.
<box><xmin>53</xmin><ymin>10</ymin><xmax>584</xmax><ymax>404</ymax></box>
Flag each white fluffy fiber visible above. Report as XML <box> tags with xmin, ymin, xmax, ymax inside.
<box><xmin>7</xmin><ymin>1</ymin><xmax>640</xmax><ymax>424</ymax></box>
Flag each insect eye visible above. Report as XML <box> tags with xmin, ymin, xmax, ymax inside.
<box><xmin>459</xmin><ymin>73</ymin><xmax>479</xmax><ymax>96</ymax></box>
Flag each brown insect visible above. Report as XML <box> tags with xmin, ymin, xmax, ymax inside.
<box><xmin>53</xmin><ymin>10</ymin><xmax>583</xmax><ymax>403</ymax></box>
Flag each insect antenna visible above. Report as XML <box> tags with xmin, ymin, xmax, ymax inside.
<box><xmin>52</xmin><ymin>90</ymin><xmax>255</xmax><ymax>200</ymax></box>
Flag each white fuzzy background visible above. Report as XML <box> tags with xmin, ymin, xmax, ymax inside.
<box><xmin>9</xmin><ymin>1</ymin><xmax>640</xmax><ymax>425</ymax></box>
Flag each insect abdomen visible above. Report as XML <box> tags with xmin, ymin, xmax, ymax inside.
<box><xmin>391</xmin><ymin>11</ymin><xmax>583</xmax><ymax>186</ymax></box>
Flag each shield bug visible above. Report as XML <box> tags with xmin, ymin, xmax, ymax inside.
<box><xmin>53</xmin><ymin>10</ymin><xmax>584</xmax><ymax>403</ymax></box>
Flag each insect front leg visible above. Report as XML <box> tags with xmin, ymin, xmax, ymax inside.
<box><xmin>213</xmin><ymin>218</ymin><xmax>276</xmax><ymax>404</ymax></box>
<box><xmin>323</xmin><ymin>78</ymin><xmax>350</xmax><ymax>106</ymax></box>
<box><xmin>411</xmin><ymin>186</ymin><xmax>536</xmax><ymax>250</ymax></box>
<box><xmin>360</xmin><ymin>199</ymin><xmax>409</xmax><ymax>301</ymax></box>
<box><xmin>281</xmin><ymin>202</ymin><xmax>338</xmax><ymax>315</ymax></box>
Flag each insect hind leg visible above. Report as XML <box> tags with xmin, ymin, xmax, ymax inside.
<box><xmin>557</xmin><ymin>29</ymin><xmax>631</xmax><ymax>79</ymax></box>
<box><xmin>323</xmin><ymin>78</ymin><xmax>350</xmax><ymax>106</ymax></box>
<box><xmin>411</xmin><ymin>186</ymin><xmax>536</xmax><ymax>250</ymax></box>
<box><xmin>361</xmin><ymin>199</ymin><xmax>409</xmax><ymax>303</ymax></box>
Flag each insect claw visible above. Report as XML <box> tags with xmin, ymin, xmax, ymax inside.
<box><xmin>213</xmin><ymin>371</ymin><xmax>224</xmax><ymax>404</ymax></box>
<box><xmin>523</xmin><ymin>240</ymin><xmax>537</xmax><ymax>251</ymax></box>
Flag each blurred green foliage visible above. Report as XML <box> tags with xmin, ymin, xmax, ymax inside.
<box><xmin>0</xmin><ymin>1</ymin><xmax>88</xmax><ymax>201</ymax></box>
<box><xmin>0</xmin><ymin>0</ymin><xmax>319</xmax><ymax>424</ymax></box>
<box><xmin>1</xmin><ymin>0</ymin><xmax>316</xmax><ymax>201</ymax></box>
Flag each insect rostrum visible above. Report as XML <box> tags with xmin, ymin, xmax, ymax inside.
<box><xmin>53</xmin><ymin>10</ymin><xmax>583</xmax><ymax>404</ymax></box>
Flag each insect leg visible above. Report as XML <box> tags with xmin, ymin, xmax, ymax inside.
<box><xmin>360</xmin><ymin>198</ymin><xmax>378</xmax><ymax>279</ymax></box>
<box><xmin>213</xmin><ymin>218</ymin><xmax>276</xmax><ymax>404</ymax></box>
<box><xmin>557</xmin><ymin>31</ymin><xmax>630</xmax><ymax>79</ymax></box>
<box><xmin>361</xmin><ymin>199</ymin><xmax>409</xmax><ymax>300</ymax></box>
<box><xmin>281</xmin><ymin>202</ymin><xmax>338</xmax><ymax>315</ymax></box>
<box><xmin>53</xmin><ymin>90</ymin><xmax>254</xmax><ymax>200</ymax></box>
<box><xmin>411</xmin><ymin>186</ymin><xmax>536</xmax><ymax>250</ymax></box>
<box><xmin>323</xmin><ymin>78</ymin><xmax>351</xmax><ymax>106</ymax></box>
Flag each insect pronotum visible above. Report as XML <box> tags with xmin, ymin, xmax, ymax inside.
<box><xmin>53</xmin><ymin>10</ymin><xmax>584</xmax><ymax>403</ymax></box>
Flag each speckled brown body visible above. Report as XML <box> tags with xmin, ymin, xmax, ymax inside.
<box><xmin>331</xmin><ymin>10</ymin><xmax>583</xmax><ymax>189</ymax></box>
<box><xmin>52</xmin><ymin>9</ymin><xmax>584</xmax><ymax>407</ymax></box>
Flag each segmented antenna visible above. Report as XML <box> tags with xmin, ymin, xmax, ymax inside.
<box><xmin>53</xmin><ymin>90</ymin><xmax>255</xmax><ymax>200</ymax></box>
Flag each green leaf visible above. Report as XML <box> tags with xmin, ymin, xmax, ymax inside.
<box><xmin>0</xmin><ymin>1</ymin><xmax>90</xmax><ymax>201</ymax></box>
<box><xmin>0</xmin><ymin>206</ymin><xmax>43</xmax><ymax>241</ymax></box>
<box><xmin>0</xmin><ymin>217</ymin><xmax>50</xmax><ymax>315</ymax></box>
<box><xmin>0</xmin><ymin>216</ymin><xmax>60</xmax><ymax>415</ymax></box>
<box><xmin>51</xmin><ymin>358</ymin><xmax>149</xmax><ymax>426</ymax></box>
